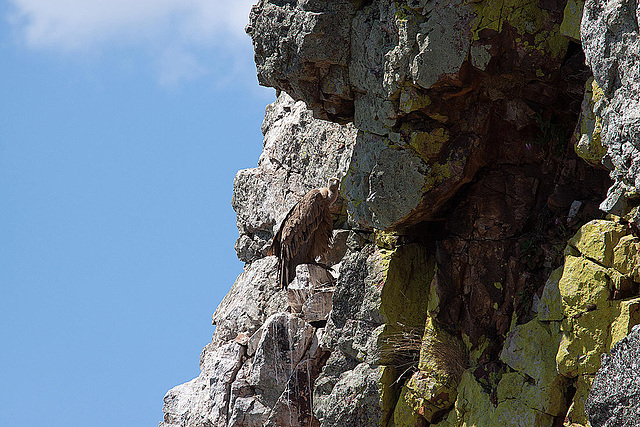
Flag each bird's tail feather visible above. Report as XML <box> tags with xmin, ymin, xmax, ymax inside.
<box><xmin>280</xmin><ymin>257</ymin><xmax>288</xmax><ymax>290</ymax></box>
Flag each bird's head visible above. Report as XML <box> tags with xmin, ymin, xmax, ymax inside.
<box><xmin>328</xmin><ymin>177</ymin><xmax>340</xmax><ymax>192</ymax></box>
<box><xmin>326</xmin><ymin>177</ymin><xmax>340</xmax><ymax>205</ymax></box>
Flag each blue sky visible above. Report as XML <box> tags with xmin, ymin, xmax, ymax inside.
<box><xmin>0</xmin><ymin>1</ymin><xmax>274</xmax><ymax>425</ymax></box>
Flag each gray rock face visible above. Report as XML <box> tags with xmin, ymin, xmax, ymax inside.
<box><xmin>225</xmin><ymin>312</ymin><xmax>325</xmax><ymax>427</ymax></box>
<box><xmin>312</xmin><ymin>244</ymin><xmax>387</xmax><ymax>426</ymax></box>
<box><xmin>162</xmin><ymin>93</ymin><xmax>356</xmax><ymax>427</ymax></box>
<box><xmin>582</xmin><ymin>0</ymin><xmax>640</xmax><ymax>217</ymax></box>
<box><xmin>342</xmin><ymin>132</ymin><xmax>427</xmax><ymax>230</ymax></box>
<box><xmin>248</xmin><ymin>0</ymin><xmax>474</xmax><ymax>136</ymax></box>
<box><xmin>586</xmin><ymin>325</ymin><xmax>640</xmax><ymax>426</ymax></box>
<box><xmin>322</xmin><ymin>245</ymin><xmax>385</xmax><ymax>362</ymax></box>
<box><xmin>409</xmin><ymin>0</ymin><xmax>472</xmax><ymax>90</ymax></box>
<box><xmin>232</xmin><ymin>92</ymin><xmax>357</xmax><ymax>262</ymax></box>
<box><xmin>313</xmin><ymin>352</ymin><xmax>383</xmax><ymax>427</ymax></box>
<box><xmin>247</xmin><ymin>0</ymin><xmax>586</xmax><ymax>233</ymax></box>
<box><xmin>211</xmin><ymin>256</ymin><xmax>286</xmax><ymax>346</ymax></box>
<box><xmin>247</xmin><ymin>0</ymin><xmax>356</xmax><ymax>122</ymax></box>
<box><xmin>243</xmin><ymin>313</ymin><xmax>315</xmax><ymax>419</ymax></box>
<box><xmin>162</xmin><ymin>0</ymin><xmax>619</xmax><ymax>424</ymax></box>
<box><xmin>161</xmin><ymin>342</ymin><xmax>245</xmax><ymax>427</ymax></box>
<box><xmin>287</xmin><ymin>263</ymin><xmax>335</xmax><ymax>321</ymax></box>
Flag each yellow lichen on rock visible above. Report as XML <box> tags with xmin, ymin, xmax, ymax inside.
<box><xmin>393</xmin><ymin>369</ymin><xmax>457</xmax><ymax>425</ymax></box>
<box><xmin>378</xmin><ymin>244</ymin><xmax>438</xmax><ymax>425</ymax></box>
<box><xmin>422</xmin><ymin>149</ymin><xmax>467</xmax><ymax>192</ymax></box>
<box><xmin>609</xmin><ymin>297</ymin><xmax>640</xmax><ymax>347</ymax></box>
<box><xmin>566</xmin><ymin>219</ymin><xmax>626</xmax><ymax>267</ymax></box>
<box><xmin>398</xmin><ymin>84</ymin><xmax>431</xmax><ymax>114</ymax></box>
<box><xmin>471</xmin><ymin>0</ymin><xmax>569</xmax><ymax>59</ymax></box>
<box><xmin>391</xmin><ymin>317</ymin><xmax>464</xmax><ymax>424</ymax></box>
<box><xmin>559</xmin><ymin>0</ymin><xmax>584</xmax><ymax>41</ymax></box>
<box><xmin>558</xmin><ymin>255</ymin><xmax>612</xmax><ymax>318</ymax></box>
<box><xmin>408</xmin><ymin>128</ymin><xmax>449</xmax><ymax>163</ymax></box>
<box><xmin>430</xmin><ymin>369</ymin><xmax>555</xmax><ymax>427</ymax></box>
<box><xmin>379</xmin><ymin>244</ymin><xmax>435</xmax><ymax>330</ymax></box>
<box><xmin>473</xmin><ymin>0</ymin><xmax>546</xmax><ymax>38</ymax></box>
<box><xmin>374</xmin><ymin>230</ymin><xmax>401</xmax><ymax>251</ymax></box>
<box><xmin>499</xmin><ymin>318</ymin><xmax>569</xmax><ymax>417</ymax></box>
<box><xmin>430</xmin><ymin>370</ymin><xmax>496</xmax><ymax>427</ymax></box>
<box><xmin>412</xmin><ymin>219</ymin><xmax>638</xmax><ymax>426</ymax></box>
<box><xmin>553</xmin><ymin>220</ymin><xmax>640</xmax><ymax>425</ymax></box>
<box><xmin>556</xmin><ymin>307</ymin><xmax>616</xmax><ymax>377</ymax></box>
<box><xmin>538</xmin><ymin>266</ymin><xmax>564</xmax><ymax>321</ymax></box>
<box><xmin>574</xmin><ymin>78</ymin><xmax>606</xmax><ymax>167</ymax></box>
<box><xmin>613</xmin><ymin>235</ymin><xmax>640</xmax><ymax>281</ymax></box>
<box><xmin>565</xmin><ymin>374</ymin><xmax>594</xmax><ymax>426</ymax></box>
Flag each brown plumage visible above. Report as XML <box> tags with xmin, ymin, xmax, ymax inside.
<box><xmin>268</xmin><ymin>177</ymin><xmax>340</xmax><ymax>289</ymax></box>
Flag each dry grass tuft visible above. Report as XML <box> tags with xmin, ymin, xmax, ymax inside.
<box><xmin>378</xmin><ymin>321</ymin><xmax>467</xmax><ymax>382</ymax></box>
<box><xmin>420</xmin><ymin>324</ymin><xmax>467</xmax><ymax>382</ymax></box>
<box><xmin>378</xmin><ymin>325</ymin><xmax>424</xmax><ymax>372</ymax></box>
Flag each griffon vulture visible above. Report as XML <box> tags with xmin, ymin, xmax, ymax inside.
<box><xmin>268</xmin><ymin>177</ymin><xmax>340</xmax><ymax>289</ymax></box>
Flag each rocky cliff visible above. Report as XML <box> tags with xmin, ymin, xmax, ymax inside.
<box><xmin>160</xmin><ymin>0</ymin><xmax>640</xmax><ymax>426</ymax></box>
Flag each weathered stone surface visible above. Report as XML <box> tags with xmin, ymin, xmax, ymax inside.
<box><xmin>162</xmin><ymin>0</ymin><xmax>640</xmax><ymax>424</ymax></box>
<box><xmin>342</xmin><ymin>132</ymin><xmax>427</xmax><ymax>230</ymax></box>
<box><xmin>586</xmin><ymin>325</ymin><xmax>640</xmax><ymax>427</ymax></box>
<box><xmin>559</xmin><ymin>255</ymin><xmax>612</xmax><ymax>319</ymax></box>
<box><xmin>431</xmin><ymin>369</ymin><xmax>557</xmax><ymax>427</ymax></box>
<box><xmin>500</xmin><ymin>319</ymin><xmax>569</xmax><ymax>417</ymax></box>
<box><xmin>566</xmin><ymin>219</ymin><xmax>626</xmax><ymax>267</ymax></box>
<box><xmin>232</xmin><ymin>92</ymin><xmax>357</xmax><ymax>262</ymax></box>
<box><xmin>376</xmin><ymin>245</ymin><xmax>439</xmax><ymax>424</ymax></box>
<box><xmin>313</xmin><ymin>354</ymin><xmax>383</xmax><ymax>427</ymax></box>
<box><xmin>431</xmin><ymin>370</ymin><xmax>495</xmax><ymax>427</ymax></box>
<box><xmin>321</xmin><ymin>229</ymin><xmax>350</xmax><ymax>268</ymax></box>
<box><xmin>227</xmin><ymin>313</ymin><xmax>326</xmax><ymax>427</ymax></box>
<box><xmin>302</xmin><ymin>290</ymin><xmax>334</xmax><ymax>324</ymax></box>
<box><xmin>549</xmin><ymin>218</ymin><xmax>640</xmax><ymax>424</ymax></box>
<box><xmin>538</xmin><ymin>266</ymin><xmax>564</xmax><ymax>322</ymax></box>
<box><xmin>380</xmin><ymin>244</ymin><xmax>435</xmax><ymax>333</ymax></box>
<box><xmin>211</xmin><ymin>256</ymin><xmax>286</xmax><ymax>345</ymax></box>
<box><xmin>492</xmin><ymin>399</ymin><xmax>555</xmax><ymax>427</ymax></box>
<box><xmin>555</xmin><ymin>220</ymin><xmax>640</xmax><ymax>388</ymax></box>
<box><xmin>287</xmin><ymin>263</ymin><xmax>334</xmax><ymax>320</ymax></box>
<box><xmin>394</xmin><ymin>370</ymin><xmax>456</xmax><ymax>425</ymax></box>
<box><xmin>247</xmin><ymin>313</ymin><xmax>315</xmax><ymax>405</ymax></box>
<box><xmin>613</xmin><ymin>235</ymin><xmax>640</xmax><ymax>282</ymax></box>
<box><xmin>310</xmin><ymin>243</ymin><xmax>389</xmax><ymax>426</ymax></box>
<box><xmin>574</xmin><ymin>78</ymin><xmax>606</xmax><ymax>167</ymax></box>
<box><xmin>582</xmin><ymin>0</ymin><xmax>640</xmax><ymax>217</ymax></box>
<box><xmin>247</xmin><ymin>0</ymin><xmax>595</xmax><ymax>235</ymax></box>
<box><xmin>240</xmin><ymin>313</ymin><xmax>320</xmax><ymax>426</ymax></box>
<box><xmin>610</xmin><ymin>298</ymin><xmax>640</xmax><ymax>347</ymax></box>
<box><xmin>557</xmin><ymin>306</ymin><xmax>616</xmax><ymax>378</ymax></box>
<box><xmin>392</xmin><ymin>318</ymin><xmax>462</xmax><ymax>424</ymax></box>
<box><xmin>567</xmin><ymin>374</ymin><xmax>595</xmax><ymax>426</ymax></box>
<box><xmin>161</xmin><ymin>342</ymin><xmax>245</xmax><ymax>427</ymax></box>
<box><xmin>316</xmin><ymin>241</ymin><xmax>439</xmax><ymax>425</ymax></box>
<box><xmin>412</xmin><ymin>0</ymin><xmax>473</xmax><ymax>90</ymax></box>
<box><xmin>349</xmin><ymin>2</ymin><xmax>398</xmax><ymax>135</ymax></box>
<box><xmin>247</xmin><ymin>0</ymin><xmax>356</xmax><ymax>121</ymax></box>
<box><xmin>561</xmin><ymin>0</ymin><xmax>585</xmax><ymax>41</ymax></box>
<box><xmin>435</xmin><ymin>166</ymin><xmax>552</xmax><ymax>347</ymax></box>
<box><xmin>321</xmin><ymin>244</ymin><xmax>386</xmax><ymax>362</ymax></box>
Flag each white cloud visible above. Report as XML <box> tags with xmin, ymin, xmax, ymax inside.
<box><xmin>8</xmin><ymin>0</ymin><xmax>255</xmax><ymax>50</ymax></box>
<box><xmin>6</xmin><ymin>0</ymin><xmax>259</xmax><ymax>86</ymax></box>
